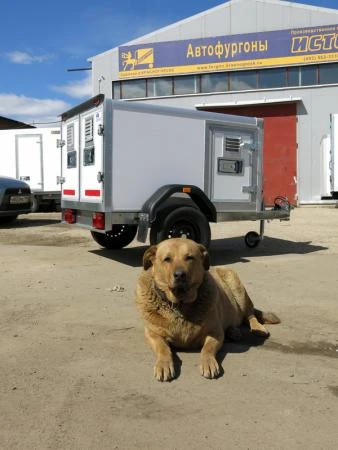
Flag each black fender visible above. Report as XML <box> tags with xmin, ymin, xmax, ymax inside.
<box><xmin>137</xmin><ymin>184</ymin><xmax>216</xmax><ymax>243</ymax></box>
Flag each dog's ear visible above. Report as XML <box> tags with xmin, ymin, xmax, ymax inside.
<box><xmin>198</xmin><ymin>244</ymin><xmax>210</xmax><ymax>270</ymax></box>
<box><xmin>143</xmin><ymin>245</ymin><xmax>157</xmax><ymax>270</ymax></box>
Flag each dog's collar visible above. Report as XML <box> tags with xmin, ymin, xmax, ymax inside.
<box><xmin>151</xmin><ymin>281</ymin><xmax>185</xmax><ymax>318</ymax></box>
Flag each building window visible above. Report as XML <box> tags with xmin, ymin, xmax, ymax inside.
<box><xmin>113</xmin><ymin>82</ymin><xmax>121</xmax><ymax>99</ymax></box>
<box><xmin>287</xmin><ymin>67</ymin><xmax>300</xmax><ymax>87</ymax></box>
<box><xmin>148</xmin><ymin>77</ymin><xmax>173</xmax><ymax>97</ymax></box>
<box><xmin>319</xmin><ymin>62</ymin><xmax>338</xmax><ymax>85</ymax></box>
<box><xmin>259</xmin><ymin>67</ymin><xmax>286</xmax><ymax>89</ymax></box>
<box><xmin>229</xmin><ymin>70</ymin><xmax>257</xmax><ymax>91</ymax></box>
<box><xmin>201</xmin><ymin>73</ymin><xmax>228</xmax><ymax>93</ymax></box>
<box><xmin>115</xmin><ymin>62</ymin><xmax>338</xmax><ymax>100</ymax></box>
<box><xmin>174</xmin><ymin>75</ymin><xmax>200</xmax><ymax>95</ymax></box>
<box><xmin>121</xmin><ymin>79</ymin><xmax>146</xmax><ymax>98</ymax></box>
<box><xmin>300</xmin><ymin>65</ymin><xmax>317</xmax><ymax>86</ymax></box>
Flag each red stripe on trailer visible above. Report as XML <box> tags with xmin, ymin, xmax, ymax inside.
<box><xmin>63</xmin><ymin>189</ymin><xmax>75</xmax><ymax>195</ymax></box>
<box><xmin>85</xmin><ymin>189</ymin><xmax>101</xmax><ymax>197</ymax></box>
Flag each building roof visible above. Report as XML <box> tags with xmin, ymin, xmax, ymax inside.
<box><xmin>89</xmin><ymin>0</ymin><xmax>338</xmax><ymax>61</ymax></box>
<box><xmin>0</xmin><ymin>116</ymin><xmax>35</xmax><ymax>130</ymax></box>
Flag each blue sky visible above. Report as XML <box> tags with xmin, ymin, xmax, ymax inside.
<box><xmin>0</xmin><ymin>0</ymin><xmax>337</xmax><ymax>125</ymax></box>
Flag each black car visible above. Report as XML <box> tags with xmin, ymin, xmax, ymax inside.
<box><xmin>0</xmin><ymin>176</ymin><xmax>32</xmax><ymax>224</ymax></box>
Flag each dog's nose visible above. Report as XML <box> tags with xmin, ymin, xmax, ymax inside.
<box><xmin>173</xmin><ymin>270</ymin><xmax>186</xmax><ymax>282</ymax></box>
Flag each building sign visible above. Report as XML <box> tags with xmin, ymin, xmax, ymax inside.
<box><xmin>118</xmin><ymin>23</ymin><xmax>338</xmax><ymax>79</ymax></box>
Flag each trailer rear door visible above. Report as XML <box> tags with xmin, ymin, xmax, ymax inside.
<box><xmin>61</xmin><ymin>104</ymin><xmax>104</xmax><ymax>205</ymax></box>
<box><xmin>61</xmin><ymin>117</ymin><xmax>80</xmax><ymax>201</ymax></box>
<box><xmin>16</xmin><ymin>134</ymin><xmax>43</xmax><ymax>191</ymax></box>
<box><xmin>79</xmin><ymin>109</ymin><xmax>104</xmax><ymax>203</ymax></box>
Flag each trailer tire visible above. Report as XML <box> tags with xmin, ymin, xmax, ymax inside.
<box><xmin>91</xmin><ymin>225</ymin><xmax>137</xmax><ymax>249</ymax></box>
<box><xmin>31</xmin><ymin>196</ymin><xmax>40</xmax><ymax>213</ymax></box>
<box><xmin>150</xmin><ymin>206</ymin><xmax>211</xmax><ymax>248</ymax></box>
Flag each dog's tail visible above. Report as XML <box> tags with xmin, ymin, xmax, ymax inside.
<box><xmin>254</xmin><ymin>308</ymin><xmax>281</xmax><ymax>324</ymax></box>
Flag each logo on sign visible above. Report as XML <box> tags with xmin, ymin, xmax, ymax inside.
<box><xmin>121</xmin><ymin>48</ymin><xmax>154</xmax><ymax>71</ymax></box>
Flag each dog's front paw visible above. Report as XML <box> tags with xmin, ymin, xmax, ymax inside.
<box><xmin>154</xmin><ymin>358</ymin><xmax>175</xmax><ymax>382</ymax></box>
<box><xmin>200</xmin><ymin>355</ymin><xmax>220</xmax><ymax>379</ymax></box>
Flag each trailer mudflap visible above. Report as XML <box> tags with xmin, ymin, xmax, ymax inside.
<box><xmin>137</xmin><ymin>213</ymin><xmax>150</xmax><ymax>243</ymax></box>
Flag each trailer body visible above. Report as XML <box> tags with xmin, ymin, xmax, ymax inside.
<box><xmin>60</xmin><ymin>95</ymin><xmax>290</xmax><ymax>249</ymax></box>
<box><xmin>0</xmin><ymin>127</ymin><xmax>61</xmax><ymax>211</ymax></box>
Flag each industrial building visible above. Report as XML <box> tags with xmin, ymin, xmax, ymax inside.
<box><xmin>89</xmin><ymin>0</ymin><xmax>338</xmax><ymax>205</ymax></box>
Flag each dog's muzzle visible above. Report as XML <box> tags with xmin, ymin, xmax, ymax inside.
<box><xmin>171</xmin><ymin>269</ymin><xmax>189</xmax><ymax>298</ymax></box>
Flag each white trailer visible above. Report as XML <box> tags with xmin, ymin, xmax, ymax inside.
<box><xmin>0</xmin><ymin>127</ymin><xmax>61</xmax><ymax>211</ymax></box>
<box><xmin>60</xmin><ymin>95</ymin><xmax>290</xmax><ymax>249</ymax></box>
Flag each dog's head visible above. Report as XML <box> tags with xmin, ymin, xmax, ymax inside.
<box><xmin>143</xmin><ymin>238</ymin><xmax>210</xmax><ymax>304</ymax></box>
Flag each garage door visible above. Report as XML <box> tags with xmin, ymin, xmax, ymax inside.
<box><xmin>202</xmin><ymin>103</ymin><xmax>297</xmax><ymax>206</ymax></box>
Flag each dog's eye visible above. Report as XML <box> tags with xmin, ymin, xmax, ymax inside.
<box><xmin>185</xmin><ymin>255</ymin><xmax>194</xmax><ymax>261</ymax></box>
<box><xmin>163</xmin><ymin>256</ymin><xmax>172</xmax><ymax>263</ymax></box>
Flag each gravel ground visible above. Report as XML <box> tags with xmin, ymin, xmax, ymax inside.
<box><xmin>0</xmin><ymin>207</ymin><xmax>337</xmax><ymax>450</ymax></box>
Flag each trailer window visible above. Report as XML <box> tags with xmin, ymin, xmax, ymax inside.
<box><xmin>67</xmin><ymin>124</ymin><xmax>76</xmax><ymax>168</ymax></box>
<box><xmin>217</xmin><ymin>158</ymin><xmax>243</xmax><ymax>175</ymax></box>
<box><xmin>83</xmin><ymin>116</ymin><xmax>95</xmax><ymax>166</ymax></box>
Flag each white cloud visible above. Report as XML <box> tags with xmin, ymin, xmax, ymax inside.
<box><xmin>0</xmin><ymin>93</ymin><xmax>70</xmax><ymax>125</ymax></box>
<box><xmin>52</xmin><ymin>73</ymin><xmax>92</xmax><ymax>99</ymax></box>
<box><xmin>6</xmin><ymin>51</ymin><xmax>52</xmax><ymax>64</ymax></box>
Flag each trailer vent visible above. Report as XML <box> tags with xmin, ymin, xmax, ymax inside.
<box><xmin>67</xmin><ymin>124</ymin><xmax>74</xmax><ymax>151</ymax></box>
<box><xmin>67</xmin><ymin>124</ymin><xmax>76</xmax><ymax>168</ymax></box>
<box><xmin>85</xmin><ymin>116</ymin><xmax>94</xmax><ymax>144</ymax></box>
<box><xmin>225</xmin><ymin>136</ymin><xmax>241</xmax><ymax>153</ymax></box>
<box><xmin>84</xmin><ymin>116</ymin><xmax>95</xmax><ymax>166</ymax></box>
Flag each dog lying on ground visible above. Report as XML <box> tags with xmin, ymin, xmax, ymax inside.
<box><xmin>135</xmin><ymin>238</ymin><xmax>280</xmax><ymax>381</ymax></box>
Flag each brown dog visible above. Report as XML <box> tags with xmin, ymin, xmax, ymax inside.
<box><xmin>135</xmin><ymin>238</ymin><xmax>280</xmax><ymax>381</ymax></box>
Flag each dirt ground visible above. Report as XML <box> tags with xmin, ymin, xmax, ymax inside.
<box><xmin>0</xmin><ymin>207</ymin><xmax>337</xmax><ymax>450</ymax></box>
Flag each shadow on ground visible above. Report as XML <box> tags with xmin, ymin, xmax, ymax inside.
<box><xmin>90</xmin><ymin>235</ymin><xmax>327</xmax><ymax>267</ymax></box>
<box><xmin>209</xmin><ymin>236</ymin><xmax>327</xmax><ymax>265</ymax></box>
<box><xmin>0</xmin><ymin>215</ymin><xmax>61</xmax><ymax>229</ymax></box>
<box><xmin>169</xmin><ymin>330</ymin><xmax>268</xmax><ymax>380</ymax></box>
<box><xmin>171</xmin><ymin>331</ymin><xmax>338</xmax><ymax>381</ymax></box>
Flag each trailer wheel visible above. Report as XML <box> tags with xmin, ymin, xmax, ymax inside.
<box><xmin>244</xmin><ymin>231</ymin><xmax>260</xmax><ymax>248</ymax></box>
<box><xmin>91</xmin><ymin>225</ymin><xmax>137</xmax><ymax>249</ymax></box>
<box><xmin>31</xmin><ymin>196</ymin><xmax>40</xmax><ymax>213</ymax></box>
<box><xmin>150</xmin><ymin>206</ymin><xmax>211</xmax><ymax>248</ymax></box>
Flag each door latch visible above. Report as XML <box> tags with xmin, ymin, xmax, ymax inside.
<box><xmin>57</xmin><ymin>176</ymin><xmax>65</xmax><ymax>184</ymax></box>
<box><xmin>57</xmin><ymin>139</ymin><xmax>65</xmax><ymax>148</ymax></box>
<box><xmin>242</xmin><ymin>185</ymin><xmax>257</xmax><ymax>194</ymax></box>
